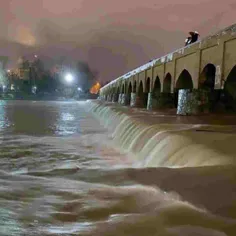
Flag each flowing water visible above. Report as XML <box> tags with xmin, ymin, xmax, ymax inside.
<box><xmin>1</xmin><ymin>100</ymin><xmax>236</xmax><ymax>235</ymax></box>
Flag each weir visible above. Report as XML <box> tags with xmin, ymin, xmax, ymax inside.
<box><xmin>99</xmin><ymin>23</ymin><xmax>236</xmax><ymax>115</ymax></box>
<box><xmin>87</xmin><ymin>100</ymin><xmax>236</xmax><ymax>168</ymax></box>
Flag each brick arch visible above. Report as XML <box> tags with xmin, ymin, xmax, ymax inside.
<box><xmin>224</xmin><ymin>65</ymin><xmax>236</xmax><ymax>85</ymax></box>
<box><xmin>121</xmin><ymin>83</ymin><xmax>125</xmax><ymax>93</ymax></box>
<box><xmin>199</xmin><ymin>63</ymin><xmax>216</xmax><ymax>90</ymax></box>
<box><xmin>175</xmin><ymin>69</ymin><xmax>193</xmax><ymax>89</ymax></box>
<box><xmin>140</xmin><ymin>77</ymin><xmax>146</xmax><ymax>93</ymax></box>
<box><xmin>152</xmin><ymin>76</ymin><xmax>161</xmax><ymax>107</ymax></box>
<box><xmin>163</xmin><ymin>73</ymin><xmax>172</xmax><ymax>93</ymax></box>
<box><xmin>138</xmin><ymin>80</ymin><xmax>144</xmax><ymax>94</ymax></box>
<box><xmin>153</xmin><ymin>76</ymin><xmax>161</xmax><ymax>93</ymax></box>
<box><xmin>152</xmin><ymin>74</ymin><xmax>161</xmax><ymax>90</ymax></box>
<box><xmin>224</xmin><ymin>65</ymin><xmax>236</xmax><ymax>100</ymax></box>
<box><xmin>137</xmin><ymin>80</ymin><xmax>147</xmax><ymax>107</ymax></box>
<box><xmin>175</xmin><ymin>68</ymin><xmax>195</xmax><ymax>88</ymax></box>
<box><xmin>145</xmin><ymin>77</ymin><xmax>151</xmax><ymax>93</ymax></box>
<box><xmin>112</xmin><ymin>86</ymin><xmax>119</xmax><ymax>102</ymax></box>
<box><xmin>116</xmin><ymin>84</ymin><xmax>121</xmax><ymax>94</ymax></box>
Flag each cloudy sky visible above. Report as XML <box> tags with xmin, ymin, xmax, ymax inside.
<box><xmin>1</xmin><ymin>0</ymin><xmax>236</xmax><ymax>82</ymax></box>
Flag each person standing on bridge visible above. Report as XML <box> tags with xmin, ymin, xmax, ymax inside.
<box><xmin>191</xmin><ymin>31</ymin><xmax>200</xmax><ymax>43</ymax></box>
<box><xmin>185</xmin><ymin>31</ymin><xmax>200</xmax><ymax>46</ymax></box>
<box><xmin>185</xmin><ymin>35</ymin><xmax>192</xmax><ymax>46</ymax></box>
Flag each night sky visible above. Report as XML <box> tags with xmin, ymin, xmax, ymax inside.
<box><xmin>1</xmin><ymin>0</ymin><xmax>236</xmax><ymax>82</ymax></box>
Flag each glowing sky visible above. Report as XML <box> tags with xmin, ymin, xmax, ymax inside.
<box><xmin>1</xmin><ymin>0</ymin><xmax>236</xmax><ymax>81</ymax></box>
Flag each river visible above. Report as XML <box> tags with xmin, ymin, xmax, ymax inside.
<box><xmin>1</xmin><ymin>100</ymin><xmax>236</xmax><ymax>236</ymax></box>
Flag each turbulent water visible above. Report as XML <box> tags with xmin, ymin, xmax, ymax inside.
<box><xmin>1</xmin><ymin>100</ymin><xmax>236</xmax><ymax>236</ymax></box>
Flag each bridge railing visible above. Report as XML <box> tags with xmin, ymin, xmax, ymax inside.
<box><xmin>100</xmin><ymin>23</ymin><xmax>236</xmax><ymax>92</ymax></box>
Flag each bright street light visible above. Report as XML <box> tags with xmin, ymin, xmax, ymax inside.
<box><xmin>77</xmin><ymin>87</ymin><xmax>82</xmax><ymax>91</ymax></box>
<box><xmin>65</xmin><ymin>73</ymin><xmax>73</xmax><ymax>83</ymax></box>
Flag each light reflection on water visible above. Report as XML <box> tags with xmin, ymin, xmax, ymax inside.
<box><xmin>0</xmin><ymin>101</ymin><xmax>11</xmax><ymax>132</ymax></box>
<box><xmin>0</xmin><ymin>101</ymin><xmax>82</xmax><ymax>136</ymax></box>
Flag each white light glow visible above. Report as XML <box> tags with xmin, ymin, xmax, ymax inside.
<box><xmin>65</xmin><ymin>74</ymin><xmax>73</xmax><ymax>83</ymax></box>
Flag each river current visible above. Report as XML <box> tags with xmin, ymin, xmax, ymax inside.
<box><xmin>1</xmin><ymin>100</ymin><xmax>236</xmax><ymax>236</ymax></box>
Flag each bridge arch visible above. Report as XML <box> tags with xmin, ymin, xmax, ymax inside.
<box><xmin>138</xmin><ymin>80</ymin><xmax>144</xmax><ymax>94</ymax></box>
<box><xmin>138</xmin><ymin>80</ymin><xmax>146</xmax><ymax>107</ymax></box>
<box><xmin>174</xmin><ymin>69</ymin><xmax>193</xmax><ymax>108</ymax></box>
<box><xmin>199</xmin><ymin>64</ymin><xmax>219</xmax><ymax>111</ymax></box>
<box><xmin>151</xmin><ymin>76</ymin><xmax>161</xmax><ymax>109</ymax></box>
<box><xmin>121</xmin><ymin>83</ymin><xmax>125</xmax><ymax>93</ymax></box>
<box><xmin>163</xmin><ymin>73</ymin><xmax>172</xmax><ymax>93</ymax></box>
<box><xmin>146</xmin><ymin>77</ymin><xmax>151</xmax><ymax>93</ymax></box>
<box><xmin>176</xmin><ymin>69</ymin><xmax>193</xmax><ymax>89</ymax></box>
<box><xmin>223</xmin><ymin>65</ymin><xmax>236</xmax><ymax>111</ymax></box>
<box><xmin>153</xmin><ymin>76</ymin><xmax>161</xmax><ymax>94</ymax></box>
<box><xmin>114</xmin><ymin>86</ymin><xmax>119</xmax><ymax>102</ymax></box>
<box><xmin>199</xmin><ymin>64</ymin><xmax>216</xmax><ymax>90</ymax></box>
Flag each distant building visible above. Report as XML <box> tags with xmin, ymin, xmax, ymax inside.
<box><xmin>17</xmin><ymin>57</ymin><xmax>30</xmax><ymax>80</ymax></box>
<box><xmin>17</xmin><ymin>68</ymin><xmax>30</xmax><ymax>80</ymax></box>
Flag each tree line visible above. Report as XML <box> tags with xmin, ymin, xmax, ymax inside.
<box><xmin>6</xmin><ymin>58</ymin><xmax>98</xmax><ymax>98</ymax></box>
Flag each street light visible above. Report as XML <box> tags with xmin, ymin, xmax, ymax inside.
<box><xmin>65</xmin><ymin>73</ymin><xmax>73</xmax><ymax>83</ymax></box>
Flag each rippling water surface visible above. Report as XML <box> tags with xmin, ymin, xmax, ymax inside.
<box><xmin>1</xmin><ymin>100</ymin><xmax>236</xmax><ymax>236</ymax></box>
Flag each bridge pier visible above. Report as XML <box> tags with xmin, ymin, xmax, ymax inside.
<box><xmin>147</xmin><ymin>92</ymin><xmax>152</xmax><ymax>110</ymax></box>
<box><xmin>118</xmin><ymin>93</ymin><xmax>128</xmax><ymax>105</ymax></box>
<box><xmin>118</xmin><ymin>94</ymin><xmax>122</xmax><ymax>104</ymax></box>
<box><xmin>177</xmin><ymin>89</ymin><xmax>198</xmax><ymax>115</ymax></box>
<box><xmin>130</xmin><ymin>92</ymin><xmax>136</xmax><ymax>107</ymax></box>
<box><xmin>129</xmin><ymin>93</ymin><xmax>143</xmax><ymax>108</ymax></box>
<box><xmin>121</xmin><ymin>94</ymin><xmax>128</xmax><ymax>105</ymax></box>
<box><xmin>176</xmin><ymin>89</ymin><xmax>211</xmax><ymax>115</ymax></box>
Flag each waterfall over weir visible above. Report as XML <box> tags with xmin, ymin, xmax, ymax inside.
<box><xmin>87</xmin><ymin>101</ymin><xmax>236</xmax><ymax>168</ymax></box>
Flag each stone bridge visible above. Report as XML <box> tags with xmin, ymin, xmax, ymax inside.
<box><xmin>99</xmin><ymin>24</ymin><xmax>236</xmax><ymax>115</ymax></box>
